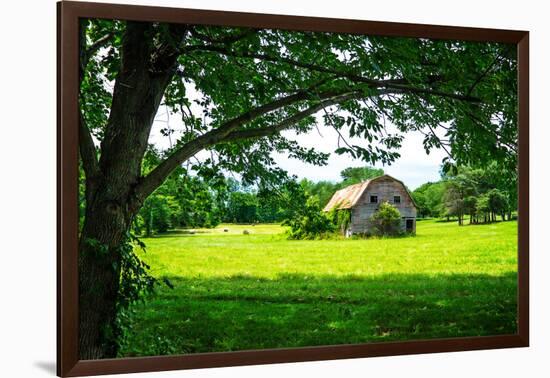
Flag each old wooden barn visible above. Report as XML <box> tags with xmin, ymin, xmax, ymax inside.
<box><xmin>323</xmin><ymin>174</ymin><xmax>417</xmax><ymax>236</ymax></box>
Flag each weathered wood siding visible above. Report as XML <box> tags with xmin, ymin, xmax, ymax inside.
<box><xmin>350</xmin><ymin>177</ymin><xmax>417</xmax><ymax>234</ymax></box>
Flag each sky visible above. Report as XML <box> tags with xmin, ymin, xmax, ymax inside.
<box><xmin>273</xmin><ymin>124</ymin><xmax>446</xmax><ymax>190</ymax></box>
<box><xmin>149</xmin><ymin>105</ymin><xmax>447</xmax><ymax>190</ymax></box>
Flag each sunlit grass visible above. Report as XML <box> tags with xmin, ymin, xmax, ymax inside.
<box><xmin>118</xmin><ymin>220</ymin><xmax>518</xmax><ymax>357</ymax></box>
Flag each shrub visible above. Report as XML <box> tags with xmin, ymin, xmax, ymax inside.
<box><xmin>368</xmin><ymin>201</ymin><xmax>402</xmax><ymax>236</ymax></box>
<box><xmin>283</xmin><ymin>197</ymin><xmax>335</xmax><ymax>239</ymax></box>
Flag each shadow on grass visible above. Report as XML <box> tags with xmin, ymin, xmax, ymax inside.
<box><xmin>118</xmin><ymin>272</ymin><xmax>517</xmax><ymax>357</ymax></box>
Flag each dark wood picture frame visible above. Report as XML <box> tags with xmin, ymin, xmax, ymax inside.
<box><xmin>57</xmin><ymin>1</ymin><xmax>529</xmax><ymax>376</ymax></box>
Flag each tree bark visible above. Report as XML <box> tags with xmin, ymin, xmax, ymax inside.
<box><xmin>79</xmin><ymin>192</ymin><xmax>131</xmax><ymax>359</ymax></box>
<box><xmin>78</xmin><ymin>21</ymin><xmax>185</xmax><ymax>359</ymax></box>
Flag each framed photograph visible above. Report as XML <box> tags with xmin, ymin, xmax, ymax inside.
<box><xmin>57</xmin><ymin>1</ymin><xmax>529</xmax><ymax>376</ymax></box>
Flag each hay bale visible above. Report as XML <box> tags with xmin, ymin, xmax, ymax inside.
<box><xmin>223</xmin><ymin>228</ymin><xmax>229</xmax><ymax>232</ymax></box>
<box><xmin>243</xmin><ymin>230</ymin><xmax>250</xmax><ymax>235</ymax></box>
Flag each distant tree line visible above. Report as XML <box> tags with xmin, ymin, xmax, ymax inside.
<box><xmin>130</xmin><ymin>147</ymin><xmax>311</xmax><ymax>235</ymax></box>
<box><xmin>412</xmin><ymin>162</ymin><xmax>517</xmax><ymax>225</ymax></box>
<box><xmin>126</xmin><ymin>160</ymin><xmax>384</xmax><ymax>235</ymax></box>
<box><xmin>123</xmin><ymin>154</ymin><xmax>517</xmax><ymax>236</ymax></box>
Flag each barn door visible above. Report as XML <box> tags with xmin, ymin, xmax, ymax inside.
<box><xmin>406</xmin><ymin>219</ymin><xmax>414</xmax><ymax>232</ymax></box>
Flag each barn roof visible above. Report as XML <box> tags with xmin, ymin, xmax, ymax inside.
<box><xmin>322</xmin><ymin>174</ymin><xmax>416</xmax><ymax>212</ymax></box>
<box><xmin>322</xmin><ymin>181</ymin><xmax>371</xmax><ymax>212</ymax></box>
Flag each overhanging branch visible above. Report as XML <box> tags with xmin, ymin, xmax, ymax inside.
<box><xmin>222</xmin><ymin>92</ymin><xmax>364</xmax><ymax>142</ymax></box>
<box><xmin>133</xmin><ymin>89</ymin><xmax>362</xmax><ymax>202</ymax></box>
<box><xmin>185</xmin><ymin>44</ymin><xmax>481</xmax><ymax>103</ymax></box>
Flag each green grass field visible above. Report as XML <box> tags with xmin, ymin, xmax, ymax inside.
<box><xmin>118</xmin><ymin>220</ymin><xmax>518</xmax><ymax>357</ymax></box>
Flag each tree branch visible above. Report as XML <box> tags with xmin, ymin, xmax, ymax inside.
<box><xmin>466</xmin><ymin>55</ymin><xmax>501</xmax><ymax>97</ymax></box>
<box><xmin>185</xmin><ymin>44</ymin><xmax>481</xmax><ymax>103</ymax></box>
<box><xmin>85</xmin><ymin>33</ymin><xmax>114</xmax><ymax>66</ymax></box>
<box><xmin>79</xmin><ymin>20</ymin><xmax>114</xmax><ymax>80</ymax></box>
<box><xmin>222</xmin><ymin>92</ymin><xmax>363</xmax><ymax>142</ymax></box>
<box><xmin>425</xmin><ymin>122</ymin><xmax>453</xmax><ymax>159</ymax></box>
<box><xmin>78</xmin><ymin>20</ymin><xmax>106</xmax><ymax>178</ymax></box>
<box><xmin>464</xmin><ymin>110</ymin><xmax>518</xmax><ymax>153</ymax></box>
<box><xmin>133</xmin><ymin>88</ymin><xmax>360</xmax><ymax>201</ymax></box>
<box><xmin>79</xmin><ymin>112</ymin><xmax>101</xmax><ymax>179</ymax></box>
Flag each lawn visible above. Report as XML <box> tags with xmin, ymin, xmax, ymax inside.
<box><xmin>118</xmin><ymin>220</ymin><xmax>518</xmax><ymax>357</ymax></box>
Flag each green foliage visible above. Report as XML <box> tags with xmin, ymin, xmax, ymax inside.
<box><xmin>226</xmin><ymin>192</ymin><xmax>259</xmax><ymax>223</ymax></box>
<box><xmin>487</xmin><ymin>189</ymin><xmax>508</xmax><ymax>217</ymax></box>
<box><xmin>116</xmin><ymin>234</ymin><xmax>157</xmax><ymax>309</ymax></box>
<box><xmin>118</xmin><ymin>220</ymin><xmax>517</xmax><ymax>356</ymax></box>
<box><xmin>476</xmin><ymin>189</ymin><xmax>508</xmax><ymax>222</ymax></box>
<box><xmin>442</xmin><ymin>166</ymin><xmax>514</xmax><ymax>225</ymax></box>
<box><xmin>283</xmin><ymin>197</ymin><xmax>336</xmax><ymax>240</ymax></box>
<box><xmin>169</xmin><ymin>28</ymin><xmax>517</xmax><ymax>179</ymax></box>
<box><xmin>176</xmin><ymin>178</ymin><xmax>221</xmax><ymax>228</ymax></box>
<box><xmin>443</xmin><ymin>177</ymin><xmax>472</xmax><ymax>225</ymax></box>
<box><xmin>340</xmin><ymin>166</ymin><xmax>384</xmax><ymax>186</ymax></box>
<box><xmin>136</xmin><ymin>147</ymin><xmax>314</xmax><ymax>230</ymax></box>
<box><xmin>412</xmin><ymin>164</ymin><xmax>517</xmax><ymax>225</ymax></box>
<box><xmin>83</xmin><ymin>20</ymin><xmax>517</xmax><ymax>218</ymax></box>
<box><xmin>78</xmin><ymin>164</ymin><xmax>86</xmax><ymax>230</ymax></box>
<box><xmin>412</xmin><ymin>181</ymin><xmax>447</xmax><ymax>218</ymax></box>
<box><xmin>135</xmin><ymin>147</ymin><xmax>224</xmax><ymax>234</ymax></box>
<box><xmin>139</xmin><ymin>194</ymin><xmax>181</xmax><ymax>235</ymax></box>
<box><xmin>329</xmin><ymin>208</ymin><xmax>352</xmax><ymax>235</ymax></box>
<box><xmin>255</xmin><ymin>183</ymin><xmax>300</xmax><ymax>223</ymax></box>
<box><xmin>475</xmin><ymin>194</ymin><xmax>491</xmax><ymax>219</ymax></box>
<box><xmin>300</xmin><ymin>179</ymin><xmax>339</xmax><ymax>209</ymax></box>
<box><xmin>368</xmin><ymin>202</ymin><xmax>402</xmax><ymax>236</ymax></box>
<box><xmin>79</xmin><ymin>19</ymin><xmax>123</xmax><ymax>139</ymax></box>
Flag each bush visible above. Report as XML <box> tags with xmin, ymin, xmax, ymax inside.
<box><xmin>283</xmin><ymin>197</ymin><xmax>335</xmax><ymax>239</ymax></box>
<box><xmin>368</xmin><ymin>201</ymin><xmax>402</xmax><ymax>236</ymax></box>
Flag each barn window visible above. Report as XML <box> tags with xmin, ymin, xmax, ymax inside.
<box><xmin>370</xmin><ymin>195</ymin><xmax>378</xmax><ymax>203</ymax></box>
<box><xmin>394</xmin><ymin>196</ymin><xmax>401</xmax><ymax>204</ymax></box>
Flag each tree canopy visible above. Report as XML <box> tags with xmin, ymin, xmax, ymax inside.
<box><xmin>80</xmin><ymin>20</ymin><xmax>517</xmax><ymax>201</ymax></box>
<box><xmin>340</xmin><ymin>166</ymin><xmax>384</xmax><ymax>185</ymax></box>
<box><xmin>412</xmin><ymin>163</ymin><xmax>516</xmax><ymax>224</ymax></box>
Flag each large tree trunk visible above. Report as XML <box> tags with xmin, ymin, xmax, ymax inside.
<box><xmin>78</xmin><ymin>22</ymin><xmax>185</xmax><ymax>359</ymax></box>
<box><xmin>78</xmin><ymin>192</ymin><xmax>133</xmax><ymax>359</ymax></box>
